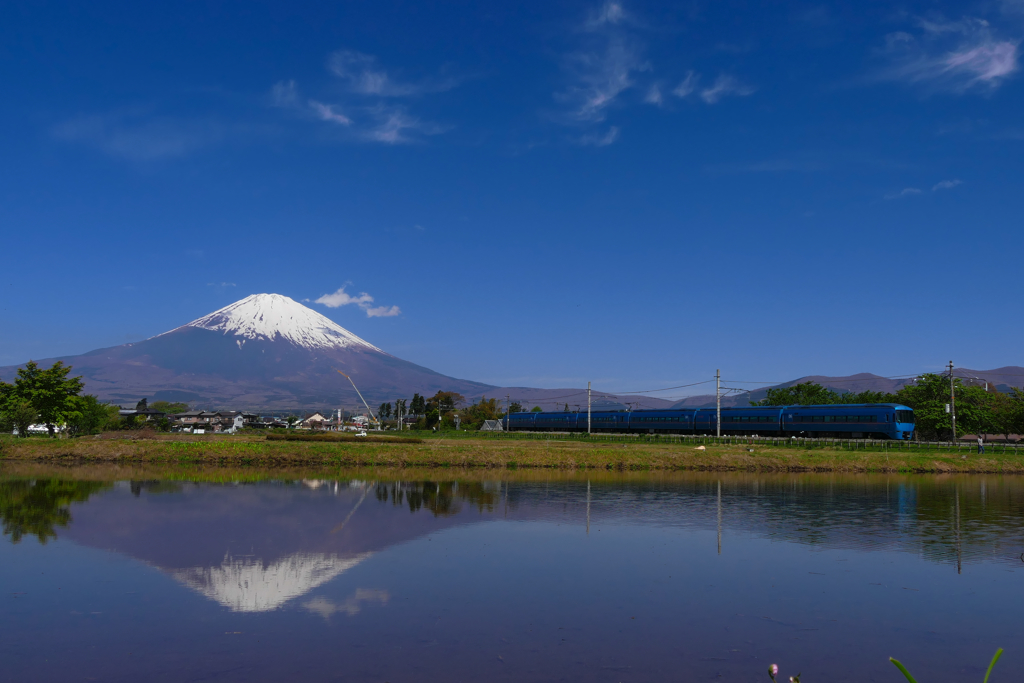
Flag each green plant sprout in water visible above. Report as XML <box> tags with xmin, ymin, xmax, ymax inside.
<box><xmin>768</xmin><ymin>649</ymin><xmax>1002</xmax><ymax>683</ymax></box>
<box><xmin>890</xmin><ymin>648</ymin><xmax>1002</xmax><ymax>683</ymax></box>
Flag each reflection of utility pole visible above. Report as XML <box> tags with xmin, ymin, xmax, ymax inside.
<box><xmin>586</xmin><ymin>479</ymin><xmax>591</xmax><ymax>535</ymax></box>
<box><xmin>955</xmin><ymin>485</ymin><xmax>962</xmax><ymax>575</ymax></box>
<box><xmin>717</xmin><ymin>480</ymin><xmax>722</xmax><ymax>555</ymax></box>
<box><xmin>949</xmin><ymin>360</ymin><xmax>957</xmax><ymax>443</ymax></box>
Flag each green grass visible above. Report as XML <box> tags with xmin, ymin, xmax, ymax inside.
<box><xmin>0</xmin><ymin>431</ymin><xmax>1021</xmax><ymax>473</ymax></box>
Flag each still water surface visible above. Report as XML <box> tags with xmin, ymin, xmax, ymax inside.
<box><xmin>2</xmin><ymin>472</ymin><xmax>1023</xmax><ymax>682</ymax></box>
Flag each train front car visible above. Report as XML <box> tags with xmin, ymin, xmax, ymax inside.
<box><xmin>782</xmin><ymin>403</ymin><xmax>914</xmax><ymax>440</ymax></box>
<box><xmin>893</xmin><ymin>406</ymin><xmax>915</xmax><ymax>440</ymax></box>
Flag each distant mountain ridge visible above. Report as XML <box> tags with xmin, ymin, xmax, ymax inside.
<box><xmin>1</xmin><ymin>293</ymin><xmax>1020</xmax><ymax>411</ymax></box>
<box><xmin>670</xmin><ymin>368</ymin><xmax>1024</xmax><ymax>408</ymax></box>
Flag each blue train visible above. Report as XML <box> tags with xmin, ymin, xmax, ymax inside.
<box><xmin>508</xmin><ymin>404</ymin><xmax>916</xmax><ymax>440</ymax></box>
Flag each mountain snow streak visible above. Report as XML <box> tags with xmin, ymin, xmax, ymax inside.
<box><xmin>160</xmin><ymin>293</ymin><xmax>384</xmax><ymax>352</ymax></box>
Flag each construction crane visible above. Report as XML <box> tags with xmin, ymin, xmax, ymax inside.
<box><xmin>334</xmin><ymin>369</ymin><xmax>381</xmax><ymax>429</ymax></box>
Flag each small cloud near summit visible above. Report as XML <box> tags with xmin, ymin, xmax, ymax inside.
<box><xmin>315</xmin><ymin>286</ymin><xmax>401</xmax><ymax>318</ymax></box>
<box><xmin>932</xmin><ymin>179</ymin><xmax>962</xmax><ymax>191</ymax></box>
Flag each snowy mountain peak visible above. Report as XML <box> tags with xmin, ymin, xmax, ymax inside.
<box><xmin>164</xmin><ymin>293</ymin><xmax>384</xmax><ymax>352</ymax></box>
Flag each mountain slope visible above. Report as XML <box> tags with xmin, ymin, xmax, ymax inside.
<box><xmin>0</xmin><ymin>294</ymin><xmax>494</xmax><ymax>410</ymax></box>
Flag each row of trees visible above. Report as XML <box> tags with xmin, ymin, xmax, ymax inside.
<box><xmin>756</xmin><ymin>377</ymin><xmax>1024</xmax><ymax>441</ymax></box>
<box><xmin>0</xmin><ymin>362</ymin><xmax>118</xmax><ymax>437</ymax></box>
<box><xmin>376</xmin><ymin>392</ymin><xmax>515</xmax><ymax>430</ymax></box>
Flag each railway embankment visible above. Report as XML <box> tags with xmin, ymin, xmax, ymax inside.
<box><xmin>1</xmin><ymin>432</ymin><xmax>1022</xmax><ymax>474</ymax></box>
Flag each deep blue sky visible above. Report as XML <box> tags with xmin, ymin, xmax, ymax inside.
<box><xmin>2</xmin><ymin>0</ymin><xmax>1022</xmax><ymax>396</ymax></box>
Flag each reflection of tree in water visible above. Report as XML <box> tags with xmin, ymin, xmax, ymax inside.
<box><xmin>0</xmin><ymin>479</ymin><xmax>111</xmax><ymax>544</ymax></box>
<box><xmin>129</xmin><ymin>481</ymin><xmax>184</xmax><ymax>497</ymax></box>
<box><xmin>374</xmin><ymin>481</ymin><xmax>500</xmax><ymax>517</ymax></box>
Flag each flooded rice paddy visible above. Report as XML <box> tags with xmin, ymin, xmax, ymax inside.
<box><xmin>2</xmin><ymin>471</ymin><xmax>1023</xmax><ymax>682</ymax></box>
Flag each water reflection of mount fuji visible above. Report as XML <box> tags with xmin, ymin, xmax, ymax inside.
<box><xmin>60</xmin><ymin>480</ymin><xmax>498</xmax><ymax>612</ymax></box>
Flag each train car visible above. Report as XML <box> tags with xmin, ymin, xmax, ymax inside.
<box><xmin>589</xmin><ymin>411</ymin><xmax>629</xmax><ymax>433</ymax></box>
<box><xmin>711</xmin><ymin>407</ymin><xmax>786</xmax><ymax>435</ymax></box>
<box><xmin>533</xmin><ymin>411</ymin><xmax>578</xmax><ymax>432</ymax></box>
<box><xmin>507</xmin><ymin>403</ymin><xmax>916</xmax><ymax>440</ymax></box>
<box><xmin>628</xmin><ymin>410</ymin><xmax>696</xmax><ymax>434</ymax></box>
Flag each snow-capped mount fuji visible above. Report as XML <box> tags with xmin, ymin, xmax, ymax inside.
<box><xmin>162</xmin><ymin>294</ymin><xmax>384</xmax><ymax>353</ymax></box>
<box><xmin>0</xmin><ymin>294</ymin><xmax>494</xmax><ymax>410</ymax></box>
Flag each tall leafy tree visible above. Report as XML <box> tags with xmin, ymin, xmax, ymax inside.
<box><xmin>149</xmin><ymin>401</ymin><xmax>189</xmax><ymax>415</ymax></box>
<box><xmin>893</xmin><ymin>374</ymin><xmax>991</xmax><ymax>440</ymax></box>
<box><xmin>755</xmin><ymin>382</ymin><xmax>841</xmax><ymax>406</ymax></box>
<box><xmin>64</xmin><ymin>396</ymin><xmax>119</xmax><ymax>437</ymax></box>
<box><xmin>10</xmin><ymin>362</ymin><xmax>85</xmax><ymax>437</ymax></box>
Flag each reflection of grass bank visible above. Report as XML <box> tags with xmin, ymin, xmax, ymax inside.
<box><xmin>1</xmin><ymin>433</ymin><xmax>1023</xmax><ymax>473</ymax></box>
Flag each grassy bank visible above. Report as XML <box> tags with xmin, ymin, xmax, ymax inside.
<box><xmin>1</xmin><ymin>432</ymin><xmax>1022</xmax><ymax>474</ymax></box>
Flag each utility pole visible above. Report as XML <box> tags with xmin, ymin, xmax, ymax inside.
<box><xmin>506</xmin><ymin>394</ymin><xmax>510</xmax><ymax>431</ymax></box>
<box><xmin>949</xmin><ymin>360</ymin><xmax>956</xmax><ymax>443</ymax></box>
<box><xmin>716</xmin><ymin>369</ymin><xmax>721</xmax><ymax>438</ymax></box>
<box><xmin>587</xmin><ymin>381</ymin><xmax>592</xmax><ymax>435</ymax></box>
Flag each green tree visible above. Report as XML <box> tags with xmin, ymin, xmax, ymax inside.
<box><xmin>755</xmin><ymin>382</ymin><xmax>897</xmax><ymax>407</ymax></box>
<box><xmin>9</xmin><ymin>361</ymin><xmax>85</xmax><ymax>437</ymax></box>
<box><xmin>459</xmin><ymin>397</ymin><xmax>504</xmax><ymax>430</ymax></box>
<box><xmin>64</xmin><ymin>395</ymin><xmax>119</xmax><ymax>436</ymax></box>
<box><xmin>894</xmin><ymin>374</ymin><xmax>991</xmax><ymax>441</ymax></box>
<box><xmin>378</xmin><ymin>402</ymin><xmax>392</xmax><ymax>420</ymax></box>
<box><xmin>135</xmin><ymin>397</ymin><xmax>148</xmax><ymax>411</ymax></box>
<box><xmin>425</xmin><ymin>391</ymin><xmax>465</xmax><ymax>429</ymax></box>
<box><xmin>3</xmin><ymin>399</ymin><xmax>38</xmax><ymax>437</ymax></box>
<box><xmin>531</xmin><ymin>406</ymin><xmax>543</xmax><ymax>413</ymax></box>
<box><xmin>150</xmin><ymin>401</ymin><xmax>189</xmax><ymax>415</ymax></box>
<box><xmin>410</xmin><ymin>393</ymin><xmax>426</xmax><ymax>415</ymax></box>
<box><xmin>755</xmin><ymin>382</ymin><xmax>841</xmax><ymax>406</ymax></box>
<box><xmin>509</xmin><ymin>401</ymin><xmax>523</xmax><ymax>414</ymax></box>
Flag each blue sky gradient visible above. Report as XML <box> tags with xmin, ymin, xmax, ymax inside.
<box><xmin>2</xmin><ymin>0</ymin><xmax>1022</xmax><ymax>395</ymax></box>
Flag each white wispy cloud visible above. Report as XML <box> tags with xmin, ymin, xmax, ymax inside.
<box><xmin>579</xmin><ymin>126</ymin><xmax>620</xmax><ymax>146</ymax></box>
<box><xmin>363</xmin><ymin>106</ymin><xmax>443</xmax><ymax>144</ymax></box>
<box><xmin>699</xmin><ymin>75</ymin><xmax>756</xmax><ymax>103</ymax></box>
<box><xmin>672</xmin><ymin>71</ymin><xmax>698</xmax><ymax>98</ymax></box>
<box><xmin>559</xmin><ymin>37</ymin><xmax>648</xmax><ymax>123</ymax></box>
<box><xmin>365</xmin><ymin>305</ymin><xmax>401</xmax><ymax>318</ymax></box>
<box><xmin>878</xmin><ymin>18</ymin><xmax>1019</xmax><ymax>92</ymax></box>
<box><xmin>329</xmin><ymin>50</ymin><xmax>459</xmax><ymax>97</ymax></box>
<box><xmin>553</xmin><ymin>3</ymin><xmax>754</xmax><ymax>144</ymax></box>
<box><xmin>644</xmin><ymin>84</ymin><xmax>663</xmax><ymax>105</ymax></box>
<box><xmin>308</xmin><ymin>100</ymin><xmax>352</xmax><ymax>125</ymax></box>
<box><xmin>586</xmin><ymin>1</ymin><xmax>628</xmax><ymax>29</ymax></box>
<box><xmin>315</xmin><ymin>287</ymin><xmax>374</xmax><ymax>308</ymax></box>
<box><xmin>52</xmin><ymin>112</ymin><xmax>225</xmax><ymax>161</ymax></box>
<box><xmin>207</xmin><ymin>282</ymin><xmax>237</xmax><ymax>287</ymax></box>
<box><xmin>932</xmin><ymin>179</ymin><xmax>962</xmax><ymax>190</ymax></box>
<box><xmin>315</xmin><ymin>286</ymin><xmax>401</xmax><ymax>318</ymax></box>
<box><xmin>271</xmin><ymin>80</ymin><xmax>299</xmax><ymax>107</ymax></box>
<box><xmin>271</xmin><ymin>50</ymin><xmax>454</xmax><ymax>144</ymax></box>
<box><xmin>885</xmin><ymin>187</ymin><xmax>923</xmax><ymax>199</ymax></box>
